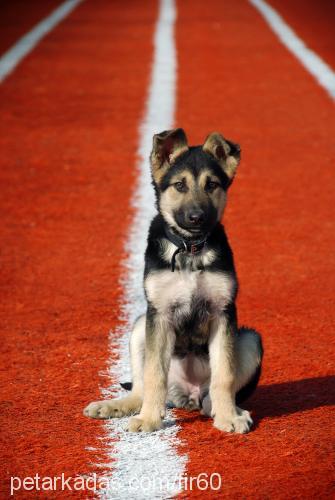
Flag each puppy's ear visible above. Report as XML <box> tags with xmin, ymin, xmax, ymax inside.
<box><xmin>150</xmin><ymin>128</ymin><xmax>188</xmax><ymax>182</ymax></box>
<box><xmin>203</xmin><ymin>132</ymin><xmax>241</xmax><ymax>181</ymax></box>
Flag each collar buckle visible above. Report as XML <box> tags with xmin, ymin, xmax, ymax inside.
<box><xmin>164</xmin><ymin>225</ymin><xmax>208</xmax><ymax>271</ymax></box>
<box><xmin>190</xmin><ymin>243</ymin><xmax>198</xmax><ymax>255</ymax></box>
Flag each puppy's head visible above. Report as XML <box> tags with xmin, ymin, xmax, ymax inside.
<box><xmin>150</xmin><ymin>128</ymin><xmax>241</xmax><ymax>238</ymax></box>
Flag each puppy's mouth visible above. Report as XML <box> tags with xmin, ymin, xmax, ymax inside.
<box><xmin>172</xmin><ymin>210</ymin><xmax>216</xmax><ymax>238</ymax></box>
<box><xmin>178</xmin><ymin>223</ymin><xmax>208</xmax><ymax>237</ymax></box>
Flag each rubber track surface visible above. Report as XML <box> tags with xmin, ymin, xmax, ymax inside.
<box><xmin>0</xmin><ymin>0</ymin><xmax>334</xmax><ymax>498</ymax></box>
<box><xmin>0</xmin><ymin>0</ymin><xmax>156</xmax><ymax>496</ymax></box>
<box><xmin>175</xmin><ymin>0</ymin><xmax>335</xmax><ymax>497</ymax></box>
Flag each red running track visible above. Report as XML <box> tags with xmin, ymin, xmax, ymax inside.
<box><xmin>175</xmin><ymin>0</ymin><xmax>335</xmax><ymax>497</ymax></box>
<box><xmin>0</xmin><ymin>0</ymin><xmax>334</xmax><ymax>498</ymax></box>
<box><xmin>269</xmin><ymin>0</ymin><xmax>335</xmax><ymax>69</ymax></box>
<box><xmin>0</xmin><ymin>0</ymin><xmax>62</xmax><ymax>54</ymax></box>
<box><xmin>0</xmin><ymin>0</ymin><xmax>157</xmax><ymax>496</ymax></box>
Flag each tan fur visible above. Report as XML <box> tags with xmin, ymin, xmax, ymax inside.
<box><xmin>159</xmin><ymin>167</ymin><xmax>227</xmax><ymax>234</ymax></box>
<box><xmin>208</xmin><ymin>317</ymin><xmax>252</xmax><ymax>433</ymax></box>
<box><xmin>150</xmin><ymin>128</ymin><xmax>189</xmax><ymax>183</ymax></box>
<box><xmin>201</xmin><ymin>329</ymin><xmax>261</xmax><ymax>426</ymax></box>
<box><xmin>203</xmin><ymin>132</ymin><xmax>239</xmax><ymax>180</ymax></box>
<box><xmin>168</xmin><ymin>170</ymin><xmax>195</xmax><ymax>188</ymax></box>
<box><xmin>197</xmin><ymin>170</ymin><xmax>221</xmax><ymax>188</ymax></box>
<box><xmin>169</xmin><ymin>145</ymin><xmax>188</xmax><ymax>164</ymax></box>
<box><xmin>160</xmin><ymin>171</ymin><xmax>198</xmax><ymax>216</ymax></box>
<box><xmin>198</xmin><ymin>169</ymin><xmax>227</xmax><ymax>218</ymax></box>
<box><xmin>128</xmin><ymin>315</ymin><xmax>175</xmax><ymax>432</ymax></box>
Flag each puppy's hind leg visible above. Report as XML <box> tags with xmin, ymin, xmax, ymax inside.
<box><xmin>234</xmin><ymin>327</ymin><xmax>263</xmax><ymax>406</ymax></box>
<box><xmin>167</xmin><ymin>384</ymin><xmax>200</xmax><ymax>411</ymax></box>
<box><xmin>84</xmin><ymin>315</ymin><xmax>145</xmax><ymax>419</ymax></box>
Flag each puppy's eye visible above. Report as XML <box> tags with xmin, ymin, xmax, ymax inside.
<box><xmin>206</xmin><ymin>181</ymin><xmax>220</xmax><ymax>192</ymax></box>
<box><xmin>174</xmin><ymin>181</ymin><xmax>187</xmax><ymax>192</ymax></box>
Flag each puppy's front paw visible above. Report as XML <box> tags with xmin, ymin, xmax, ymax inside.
<box><xmin>83</xmin><ymin>400</ymin><xmax>118</xmax><ymax>419</ymax></box>
<box><xmin>214</xmin><ymin>409</ymin><xmax>253</xmax><ymax>434</ymax></box>
<box><xmin>127</xmin><ymin>416</ymin><xmax>162</xmax><ymax>433</ymax></box>
<box><xmin>84</xmin><ymin>396</ymin><xmax>141</xmax><ymax>419</ymax></box>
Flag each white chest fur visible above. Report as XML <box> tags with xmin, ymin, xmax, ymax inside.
<box><xmin>145</xmin><ymin>267</ymin><xmax>235</xmax><ymax>316</ymax></box>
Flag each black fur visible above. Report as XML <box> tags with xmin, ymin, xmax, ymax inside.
<box><xmin>144</xmin><ymin>214</ymin><xmax>236</xmax><ymax>275</ymax></box>
<box><xmin>159</xmin><ymin>147</ymin><xmax>232</xmax><ymax>191</ymax></box>
<box><xmin>236</xmin><ymin>327</ymin><xmax>264</xmax><ymax>404</ymax></box>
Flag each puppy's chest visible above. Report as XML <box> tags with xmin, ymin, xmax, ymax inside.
<box><xmin>145</xmin><ymin>268</ymin><xmax>235</xmax><ymax>319</ymax></box>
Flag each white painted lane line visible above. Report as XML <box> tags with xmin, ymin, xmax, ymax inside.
<box><xmin>249</xmin><ymin>0</ymin><xmax>335</xmax><ymax>100</ymax></box>
<box><xmin>98</xmin><ymin>0</ymin><xmax>187</xmax><ymax>498</ymax></box>
<box><xmin>0</xmin><ymin>0</ymin><xmax>84</xmax><ymax>84</ymax></box>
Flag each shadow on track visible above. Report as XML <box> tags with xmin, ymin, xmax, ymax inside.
<box><xmin>176</xmin><ymin>375</ymin><xmax>335</xmax><ymax>428</ymax></box>
<box><xmin>249</xmin><ymin>375</ymin><xmax>335</xmax><ymax>421</ymax></box>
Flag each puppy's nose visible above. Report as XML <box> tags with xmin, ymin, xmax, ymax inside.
<box><xmin>188</xmin><ymin>210</ymin><xmax>205</xmax><ymax>224</ymax></box>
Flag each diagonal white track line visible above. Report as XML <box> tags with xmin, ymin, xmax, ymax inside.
<box><xmin>0</xmin><ymin>0</ymin><xmax>84</xmax><ymax>84</ymax></box>
<box><xmin>249</xmin><ymin>0</ymin><xmax>335</xmax><ymax>100</ymax></box>
<box><xmin>95</xmin><ymin>0</ymin><xmax>187</xmax><ymax>497</ymax></box>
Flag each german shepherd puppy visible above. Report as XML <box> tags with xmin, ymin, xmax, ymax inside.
<box><xmin>84</xmin><ymin>129</ymin><xmax>263</xmax><ymax>433</ymax></box>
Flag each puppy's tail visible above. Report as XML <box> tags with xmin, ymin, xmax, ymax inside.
<box><xmin>120</xmin><ymin>382</ymin><xmax>132</xmax><ymax>391</ymax></box>
<box><xmin>235</xmin><ymin>327</ymin><xmax>263</xmax><ymax>405</ymax></box>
